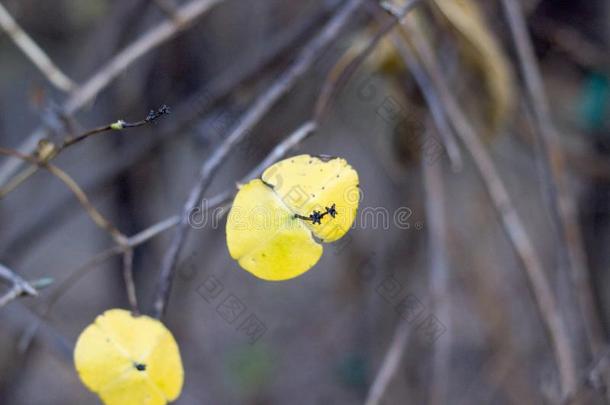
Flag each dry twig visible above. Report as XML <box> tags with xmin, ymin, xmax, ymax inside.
<box><xmin>0</xmin><ymin>104</ymin><xmax>170</xmax><ymax>198</ymax></box>
<box><xmin>365</xmin><ymin>319</ymin><xmax>411</xmax><ymax>405</ymax></box>
<box><xmin>501</xmin><ymin>0</ymin><xmax>605</xmax><ymax>362</ymax></box>
<box><xmin>0</xmin><ymin>263</ymin><xmax>38</xmax><ymax>308</ymax></box>
<box><xmin>0</xmin><ymin>0</ymin><xmax>223</xmax><ymax>188</ymax></box>
<box><xmin>421</xmin><ymin>124</ymin><xmax>451</xmax><ymax>405</ymax></box>
<box><xmin>364</xmin><ymin>123</ymin><xmax>452</xmax><ymax>405</ymax></box>
<box><xmin>314</xmin><ymin>0</ymin><xmax>426</xmax><ymax>119</ymax></box>
<box><xmin>388</xmin><ymin>32</ymin><xmax>461</xmax><ymax>170</ymax></box>
<box><xmin>0</xmin><ymin>147</ymin><xmax>126</xmax><ymax>243</ymax></box>
<box><xmin>386</xmin><ymin>8</ymin><xmax>579</xmax><ymax>397</ymax></box>
<box><xmin>0</xmin><ymin>147</ymin><xmax>143</xmax><ymax>313</ymax></box>
<box><xmin>0</xmin><ymin>2</ymin><xmax>76</xmax><ymax>92</ymax></box>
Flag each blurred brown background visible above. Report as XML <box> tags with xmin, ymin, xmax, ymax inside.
<box><xmin>0</xmin><ymin>0</ymin><xmax>609</xmax><ymax>404</ymax></box>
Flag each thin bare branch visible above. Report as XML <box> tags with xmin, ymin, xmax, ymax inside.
<box><xmin>0</xmin><ymin>149</ymin><xmax>121</xmax><ymax>237</ymax></box>
<box><xmin>0</xmin><ymin>145</ymin><xmax>142</xmax><ymax>313</ymax></box>
<box><xmin>314</xmin><ymin>9</ymin><xmax>462</xmax><ymax>171</ymax></box>
<box><xmin>152</xmin><ymin>0</ymin><xmax>366</xmax><ymax>319</ymax></box>
<box><xmin>61</xmin><ymin>105</ymin><xmax>171</xmax><ymax>149</ymax></box>
<box><xmin>0</xmin><ymin>2</ymin><xmax>76</xmax><ymax>92</ymax></box>
<box><xmin>0</xmin><ymin>106</ymin><xmax>171</xmax><ymax>198</ymax></box>
<box><xmin>388</xmin><ymin>32</ymin><xmax>462</xmax><ymax>170</ymax></box>
<box><xmin>62</xmin><ymin>0</ymin><xmax>221</xmax><ymax>115</ymax></box>
<box><xmin>0</xmin><ymin>165</ymin><xmax>38</xmax><ymax>199</ymax></box>
<box><xmin>18</xmin><ymin>247</ymin><xmax>123</xmax><ymax>353</ymax></box>
<box><xmin>314</xmin><ymin>0</ymin><xmax>426</xmax><ymax>119</ymax></box>
<box><xmin>244</xmin><ymin>121</ymin><xmax>318</xmax><ymax>181</ymax></box>
<box><xmin>0</xmin><ymin>0</ymin><xmax>223</xmax><ymax>187</ymax></box>
<box><xmin>365</xmin><ymin>319</ymin><xmax>412</xmax><ymax>405</ymax></box>
<box><xmin>391</xmin><ymin>11</ymin><xmax>578</xmax><ymax>397</ymax></box>
<box><xmin>315</xmin><ymin>0</ymin><xmax>463</xmax><ymax>170</ymax></box>
<box><xmin>45</xmin><ymin>163</ymin><xmax>126</xmax><ymax>243</ymax></box>
<box><xmin>501</xmin><ymin>0</ymin><xmax>605</xmax><ymax>361</ymax></box>
<box><xmin>122</xmin><ymin>248</ymin><xmax>138</xmax><ymax>314</ymax></box>
<box><xmin>127</xmin><ymin>216</ymin><xmax>178</xmax><ymax>247</ymax></box>
<box><xmin>365</xmin><ymin>122</ymin><xmax>452</xmax><ymax>405</ymax></box>
<box><xmin>422</xmin><ymin>123</ymin><xmax>451</xmax><ymax>405</ymax></box>
<box><xmin>11</xmin><ymin>302</ymin><xmax>72</xmax><ymax>363</ymax></box>
<box><xmin>0</xmin><ymin>263</ymin><xmax>38</xmax><ymax>308</ymax></box>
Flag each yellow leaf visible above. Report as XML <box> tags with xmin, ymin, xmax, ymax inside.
<box><xmin>226</xmin><ymin>154</ymin><xmax>359</xmax><ymax>281</ymax></box>
<box><xmin>74</xmin><ymin>309</ymin><xmax>184</xmax><ymax>405</ymax></box>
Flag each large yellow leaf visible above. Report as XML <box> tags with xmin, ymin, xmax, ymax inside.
<box><xmin>74</xmin><ymin>309</ymin><xmax>184</xmax><ymax>405</ymax></box>
<box><xmin>226</xmin><ymin>154</ymin><xmax>359</xmax><ymax>281</ymax></box>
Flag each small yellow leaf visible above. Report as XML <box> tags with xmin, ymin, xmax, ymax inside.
<box><xmin>226</xmin><ymin>154</ymin><xmax>359</xmax><ymax>280</ymax></box>
<box><xmin>74</xmin><ymin>309</ymin><xmax>184</xmax><ymax>405</ymax></box>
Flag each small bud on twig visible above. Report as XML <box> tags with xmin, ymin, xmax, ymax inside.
<box><xmin>110</xmin><ymin>120</ymin><xmax>126</xmax><ymax>130</ymax></box>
